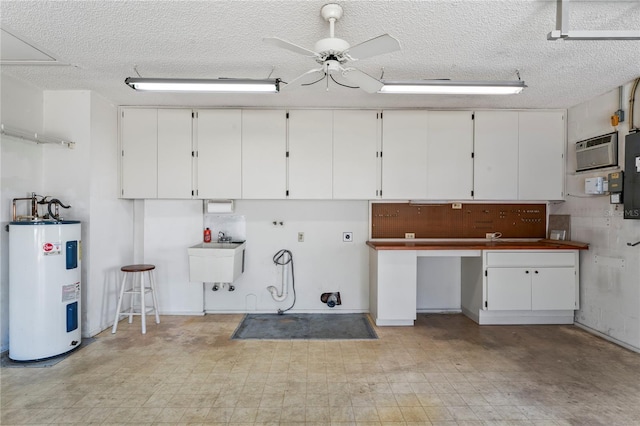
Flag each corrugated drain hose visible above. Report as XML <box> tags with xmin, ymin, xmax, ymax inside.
<box><xmin>274</xmin><ymin>249</ymin><xmax>296</xmax><ymax>315</ymax></box>
<box><xmin>48</xmin><ymin>199</ymin><xmax>70</xmax><ymax>221</ymax></box>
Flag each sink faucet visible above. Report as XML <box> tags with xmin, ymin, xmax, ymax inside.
<box><xmin>218</xmin><ymin>231</ymin><xmax>231</xmax><ymax>242</ymax></box>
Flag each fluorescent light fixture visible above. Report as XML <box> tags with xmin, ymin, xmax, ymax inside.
<box><xmin>124</xmin><ymin>77</ymin><xmax>280</xmax><ymax>93</ymax></box>
<box><xmin>1</xmin><ymin>124</ymin><xmax>75</xmax><ymax>149</ymax></box>
<box><xmin>378</xmin><ymin>80</ymin><xmax>526</xmax><ymax>95</ymax></box>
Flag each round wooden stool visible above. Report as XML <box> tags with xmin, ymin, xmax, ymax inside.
<box><xmin>112</xmin><ymin>264</ymin><xmax>160</xmax><ymax>334</ymax></box>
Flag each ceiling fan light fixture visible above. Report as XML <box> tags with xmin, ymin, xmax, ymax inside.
<box><xmin>124</xmin><ymin>77</ymin><xmax>280</xmax><ymax>93</ymax></box>
<box><xmin>378</xmin><ymin>80</ymin><xmax>527</xmax><ymax>95</ymax></box>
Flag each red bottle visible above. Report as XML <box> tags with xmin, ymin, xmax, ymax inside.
<box><xmin>204</xmin><ymin>228</ymin><xmax>212</xmax><ymax>243</ymax></box>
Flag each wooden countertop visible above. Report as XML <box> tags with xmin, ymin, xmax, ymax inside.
<box><xmin>366</xmin><ymin>239</ymin><xmax>589</xmax><ymax>251</ymax></box>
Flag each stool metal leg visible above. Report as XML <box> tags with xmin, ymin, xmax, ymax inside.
<box><xmin>150</xmin><ymin>270</ymin><xmax>160</xmax><ymax>325</ymax></box>
<box><xmin>128</xmin><ymin>272</ymin><xmax>136</xmax><ymax>324</ymax></box>
<box><xmin>112</xmin><ymin>271</ymin><xmax>128</xmax><ymax>334</ymax></box>
<box><xmin>140</xmin><ymin>271</ymin><xmax>147</xmax><ymax>334</ymax></box>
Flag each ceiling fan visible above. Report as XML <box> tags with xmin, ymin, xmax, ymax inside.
<box><xmin>263</xmin><ymin>3</ymin><xmax>400</xmax><ymax>93</ymax></box>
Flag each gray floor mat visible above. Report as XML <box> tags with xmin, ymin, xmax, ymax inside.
<box><xmin>231</xmin><ymin>313</ymin><xmax>377</xmax><ymax>340</ymax></box>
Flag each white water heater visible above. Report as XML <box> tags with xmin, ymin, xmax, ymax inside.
<box><xmin>9</xmin><ymin>221</ymin><xmax>82</xmax><ymax>361</ymax></box>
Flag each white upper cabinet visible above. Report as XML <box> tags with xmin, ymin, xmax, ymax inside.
<box><xmin>333</xmin><ymin>110</ymin><xmax>379</xmax><ymax>199</ymax></box>
<box><xmin>287</xmin><ymin>110</ymin><xmax>334</xmax><ymax>199</ymax></box>
<box><xmin>381</xmin><ymin>110</ymin><xmax>429</xmax><ymax>199</ymax></box>
<box><xmin>518</xmin><ymin>111</ymin><xmax>565</xmax><ymax>200</ymax></box>
<box><xmin>473</xmin><ymin>111</ymin><xmax>519</xmax><ymax>200</ymax></box>
<box><xmin>157</xmin><ymin>109</ymin><xmax>193</xmax><ymax>199</ymax></box>
<box><xmin>241</xmin><ymin>110</ymin><xmax>287</xmax><ymax>199</ymax></box>
<box><xmin>121</xmin><ymin>108</ymin><xmax>158</xmax><ymax>199</ymax></box>
<box><xmin>195</xmin><ymin>109</ymin><xmax>242</xmax><ymax>199</ymax></box>
<box><xmin>427</xmin><ymin>111</ymin><xmax>474</xmax><ymax>200</ymax></box>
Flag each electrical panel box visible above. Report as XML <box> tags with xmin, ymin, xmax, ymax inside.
<box><xmin>624</xmin><ymin>132</ymin><xmax>640</xmax><ymax>219</ymax></box>
<box><xmin>585</xmin><ymin>177</ymin><xmax>604</xmax><ymax>195</ymax></box>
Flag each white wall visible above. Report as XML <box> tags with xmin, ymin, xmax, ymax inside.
<box><xmin>141</xmin><ymin>199</ymin><xmax>370</xmax><ymax>314</ymax></box>
<box><xmin>552</xmin><ymin>81</ymin><xmax>640</xmax><ymax>351</ymax></box>
<box><xmin>0</xmin><ymin>74</ymin><xmax>45</xmax><ymax>352</ymax></box>
<box><xmin>417</xmin><ymin>257</ymin><xmax>461</xmax><ymax>312</ymax></box>
<box><xmin>143</xmin><ymin>200</ymin><xmax>203</xmax><ymax>315</ymax></box>
<box><xmin>43</xmin><ymin>91</ymin><xmax>133</xmax><ymax>336</ymax></box>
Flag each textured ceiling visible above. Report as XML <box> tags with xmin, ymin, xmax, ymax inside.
<box><xmin>1</xmin><ymin>0</ymin><xmax>639</xmax><ymax>109</ymax></box>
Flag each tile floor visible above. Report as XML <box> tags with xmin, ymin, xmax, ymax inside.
<box><xmin>1</xmin><ymin>313</ymin><xmax>640</xmax><ymax>425</ymax></box>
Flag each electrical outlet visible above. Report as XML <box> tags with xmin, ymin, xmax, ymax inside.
<box><xmin>405</xmin><ymin>232</ymin><xmax>415</xmax><ymax>239</ymax></box>
<box><xmin>452</xmin><ymin>203</ymin><xmax>462</xmax><ymax>209</ymax></box>
<box><xmin>298</xmin><ymin>232</ymin><xmax>304</xmax><ymax>242</ymax></box>
<box><xmin>486</xmin><ymin>233</ymin><xmax>494</xmax><ymax>239</ymax></box>
<box><xmin>343</xmin><ymin>232</ymin><xmax>353</xmax><ymax>242</ymax></box>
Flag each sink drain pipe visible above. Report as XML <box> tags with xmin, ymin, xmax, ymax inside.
<box><xmin>267</xmin><ymin>249</ymin><xmax>296</xmax><ymax>314</ymax></box>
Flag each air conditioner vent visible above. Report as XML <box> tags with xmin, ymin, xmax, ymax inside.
<box><xmin>575</xmin><ymin>132</ymin><xmax>617</xmax><ymax>172</ymax></box>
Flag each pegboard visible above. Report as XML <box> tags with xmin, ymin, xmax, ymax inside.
<box><xmin>371</xmin><ymin>203</ymin><xmax>546</xmax><ymax>239</ymax></box>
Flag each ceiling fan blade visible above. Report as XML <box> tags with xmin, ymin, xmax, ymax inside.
<box><xmin>344</xmin><ymin>34</ymin><xmax>401</xmax><ymax>60</ymax></box>
<box><xmin>341</xmin><ymin>68</ymin><xmax>383</xmax><ymax>93</ymax></box>
<box><xmin>282</xmin><ymin>67</ymin><xmax>325</xmax><ymax>90</ymax></box>
<box><xmin>263</xmin><ymin>37</ymin><xmax>319</xmax><ymax>58</ymax></box>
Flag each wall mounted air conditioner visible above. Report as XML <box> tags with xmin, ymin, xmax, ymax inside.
<box><xmin>575</xmin><ymin>132</ymin><xmax>618</xmax><ymax>172</ymax></box>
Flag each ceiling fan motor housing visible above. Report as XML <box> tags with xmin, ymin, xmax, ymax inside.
<box><xmin>314</xmin><ymin>38</ymin><xmax>350</xmax><ymax>61</ymax></box>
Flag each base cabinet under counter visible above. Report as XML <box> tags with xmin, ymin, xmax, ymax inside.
<box><xmin>368</xmin><ymin>242</ymin><xmax>585</xmax><ymax>326</ymax></box>
<box><xmin>462</xmin><ymin>250</ymin><xmax>580</xmax><ymax>325</ymax></box>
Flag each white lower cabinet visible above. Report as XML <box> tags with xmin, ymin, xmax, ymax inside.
<box><xmin>483</xmin><ymin>250</ymin><xmax>578</xmax><ymax>315</ymax></box>
<box><xmin>369</xmin><ymin>248</ymin><xmax>417</xmax><ymax>326</ymax></box>
<box><xmin>486</xmin><ymin>268</ymin><xmax>532</xmax><ymax>310</ymax></box>
<box><xmin>531</xmin><ymin>267</ymin><xmax>577</xmax><ymax>310</ymax></box>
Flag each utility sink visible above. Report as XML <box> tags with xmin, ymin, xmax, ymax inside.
<box><xmin>188</xmin><ymin>241</ymin><xmax>246</xmax><ymax>283</ymax></box>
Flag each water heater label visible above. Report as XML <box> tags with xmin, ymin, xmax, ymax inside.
<box><xmin>62</xmin><ymin>282</ymin><xmax>80</xmax><ymax>302</ymax></box>
<box><xmin>42</xmin><ymin>242</ymin><xmax>61</xmax><ymax>256</ymax></box>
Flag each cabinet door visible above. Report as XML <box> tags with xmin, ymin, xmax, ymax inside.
<box><xmin>157</xmin><ymin>109</ymin><xmax>193</xmax><ymax>199</ymax></box>
<box><xmin>121</xmin><ymin>108</ymin><xmax>158</xmax><ymax>198</ymax></box>
<box><xmin>196</xmin><ymin>109</ymin><xmax>242</xmax><ymax>199</ymax></box>
<box><xmin>381</xmin><ymin>110</ymin><xmax>428</xmax><ymax>199</ymax></box>
<box><xmin>486</xmin><ymin>268</ymin><xmax>531</xmax><ymax>310</ymax></box>
<box><xmin>333</xmin><ymin>110</ymin><xmax>379</xmax><ymax>199</ymax></box>
<box><xmin>531</xmin><ymin>267</ymin><xmax>576</xmax><ymax>310</ymax></box>
<box><xmin>241</xmin><ymin>110</ymin><xmax>287</xmax><ymax>199</ymax></box>
<box><xmin>519</xmin><ymin>111</ymin><xmax>565</xmax><ymax>200</ymax></box>
<box><xmin>427</xmin><ymin>111</ymin><xmax>474</xmax><ymax>199</ymax></box>
<box><xmin>288</xmin><ymin>110</ymin><xmax>333</xmax><ymax>199</ymax></box>
<box><xmin>473</xmin><ymin>111</ymin><xmax>519</xmax><ymax>200</ymax></box>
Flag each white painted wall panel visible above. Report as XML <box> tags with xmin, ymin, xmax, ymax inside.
<box><xmin>44</xmin><ymin>91</ymin><xmax>134</xmax><ymax>337</ymax></box>
<box><xmin>143</xmin><ymin>200</ymin><xmax>203</xmax><ymax>314</ymax></box>
<box><xmin>0</xmin><ymin>75</ymin><xmax>45</xmax><ymax>352</ymax></box>
<box><xmin>417</xmin><ymin>257</ymin><xmax>461</xmax><ymax>311</ymax></box>
<box><xmin>554</xmin><ymin>81</ymin><xmax>640</xmax><ymax>351</ymax></box>
<box><xmin>203</xmin><ymin>200</ymin><xmax>370</xmax><ymax>313</ymax></box>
